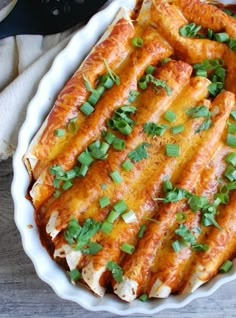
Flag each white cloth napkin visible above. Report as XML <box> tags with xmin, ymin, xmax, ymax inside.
<box><xmin>0</xmin><ymin>28</ymin><xmax>78</xmax><ymax>160</ymax></box>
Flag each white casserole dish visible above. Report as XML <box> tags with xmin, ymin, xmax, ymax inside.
<box><xmin>12</xmin><ymin>0</ymin><xmax>236</xmax><ymax>315</ymax></box>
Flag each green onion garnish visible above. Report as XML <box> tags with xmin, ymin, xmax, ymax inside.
<box><xmin>228</xmin><ymin>123</ymin><xmax>236</xmax><ymax>134</ymax></box>
<box><xmin>226</xmin><ymin>133</ymin><xmax>236</xmax><ymax>148</ymax></box>
<box><xmin>176</xmin><ymin>211</ymin><xmax>187</xmax><ymax>222</ymax></box>
<box><xmin>230</xmin><ymin>110</ymin><xmax>236</xmax><ymax>120</ymax></box>
<box><xmin>214</xmin><ymin>32</ymin><xmax>229</xmax><ymax>43</ymax></box>
<box><xmin>164</xmin><ymin>110</ymin><xmax>176</xmax><ymax>123</ymax></box>
<box><xmin>68</xmin><ymin>117</ymin><xmax>78</xmax><ymax>134</ymax></box>
<box><xmin>113</xmin><ymin>200</ymin><xmax>128</xmax><ymax>214</ymax></box>
<box><xmin>69</xmin><ymin>268</ymin><xmax>81</xmax><ymax>281</ymax></box>
<box><xmin>131</xmin><ymin>36</ymin><xmax>143</xmax><ymax>47</ymax></box>
<box><xmin>122</xmin><ymin>158</ymin><xmax>134</xmax><ymax>171</ymax></box>
<box><xmin>54</xmin><ymin>128</ymin><xmax>65</xmax><ymax>137</ymax></box>
<box><xmin>106</xmin><ymin>260</ymin><xmax>123</xmax><ymax>283</ymax></box>
<box><xmin>219</xmin><ymin>260</ymin><xmax>233</xmax><ymax>273</ymax></box>
<box><xmin>112</xmin><ymin>137</ymin><xmax>126</xmax><ymax>150</ymax></box>
<box><xmin>179</xmin><ymin>23</ymin><xmax>201</xmax><ymax>38</ymax></box>
<box><xmin>101</xmin><ymin>221</ymin><xmax>113</xmax><ymax>234</ymax></box>
<box><xmin>165</xmin><ymin>143</ymin><xmax>180</xmax><ymax>157</ymax></box>
<box><xmin>81</xmin><ymin>242</ymin><xmax>103</xmax><ymax>255</ymax></box>
<box><xmin>171</xmin><ymin>124</ymin><xmax>185</xmax><ymax>135</ymax></box>
<box><xmin>145</xmin><ymin>65</ymin><xmax>156</xmax><ymax>75</ymax></box>
<box><xmin>225</xmin><ymin>152</ymin><xmax>236</xmax><ymax>166</ymax></box>
<box><xmin>53</xmin><ymin>189</ymin><xmax>61</xmax><ymax>198</ymax></box>
<box><xmin>110</xmin><ymin>170</ymin><xmax>123</xmax><ymax>184</ymax></box>
<box><xmin>77</xmin><ymin>149</ymin><xmax>94</xmax><ymax>166</ymax></box>
<box><xmin>192</xmin><ymin>243</ymin><xmax>209</xmax><ymax>252</ymax></box>
<box><xmin>172</xmin><ymin>240</ymin><xmax>183</xmax><ymax>253</ymax></box>
<box><xmin>80</xmin><ymin>102</ymin><xmax>95</xmax><ymax>116</ymax></box>
<box><xmin>137</xmin><ymin>224</ymin><xmax>146</xmax><ymax>238</ymax></box>
<box><xmin>161</xmin><ymin>57</ymin><xmax>171</xmax><ymax>65</ymax></box>
<box><xmin>121</xmin><ymin>243</ymin><xmax>135</xmax><ymax>254</ymax></box>
<box><xmin>99</xmin><ymin>196</ymin><xmax>110</xmax><ymax>208</ymax></box>
<box><xmin>103</xmin><ymin>131</ymin><xmax>116</xmax><ymax>144</ymax></box>
<box><xmin>78</xmin><ymin>164</ymin><xmax>88</xmax><ymax>177</ymax></box>
<box><xmin>228</xmin><ymin>38</ymin><xmax>236</xmax><ymax>51</ymax></box>
<box><xmin>143</xmin><ymin>122</ymin><xmax>169</xmax><ymax>136</ymax></box>
<box><xmin>106</xmin><ymin>210</ymin><xmax>120</xmax><ymax>223</ymax></box>
<box><xmin>224</xmin><ymin>165</ymin><xmax>236</xmax><ymax>182</ymax></box>
<box><xmin>62</xmin><ymin>180</ymin><xmax>73</xmax><ymax>190</ymax></box>
<box><xmin>139</xmin><ymin>294</ymin><xmax>148</xmax><ymax>301</ymax></box>
<box><xmin>128</xmin><ymin>90</ymin><xmax>140</xmax><ymax>103</ymax></box>
<box><xmin>196</xmin><ymin>69</ymin><xmax>208</xmax><ymax>77</ymax></box>
<box><xmin>121</xmin><ymin>210</ymin><xmax>137</xmax><ymax>223</ymax></box>
<box><xmin>103</xmin><ymin>58</ymin><xmax>120</xmax><ymax>85</ymax></box>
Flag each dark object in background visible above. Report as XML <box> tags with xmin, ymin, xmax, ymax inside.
<box><xmin>0</xmin><ymin>0</ymin><xmax>108</xmax><ymax>39</ymax></box>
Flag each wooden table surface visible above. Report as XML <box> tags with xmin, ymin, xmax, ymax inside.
<box><xmin>1</xmin><ymin>158</ymin><xmax>236</xmax><ymax>318</ymax></box>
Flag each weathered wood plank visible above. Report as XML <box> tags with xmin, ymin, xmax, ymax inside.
<box><xmin>0</xmin><ymin>158</ymin><xmax>235</xmax><ymax>318</ymax></box>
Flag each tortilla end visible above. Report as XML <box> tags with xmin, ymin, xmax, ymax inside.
<box><xmin>149</xmin><ymin>278</ymin><xmax>171</xmax><ymax>298</ymax></box>
<box><xmin>54</xmin><ymin>244</ymin><xmax>82</xmax><ymax>271</ymax></box>
<box><xmin>82</xmin><ymin>262</ymin><xmax>106</xmax><ymax>297</ymax></box>
<box><xmin>46</xmin><ymin>211</ymin><xmax>59</xmax><ymax>239</ymax></box>
<box><xmin>114</xmin><ymin>277</ymin><xmax>138</xmax><ymax>302</ymax></box>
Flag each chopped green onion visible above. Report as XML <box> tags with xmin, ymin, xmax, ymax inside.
<box><xmin>122</xmin><ymin>158</ymin><xmax>134</xmax><ymax>171</ymax></box>
<box><xmin>54</xmin><ymin>128</ymin><xmax>65</xmax><ymax>137</ymax></box>
<box><xmin>145</xmin><ymin>65</ymin><xmax>156</xmax><ymax>75</ymax></box>
<box><xmin>112</xmin><ymin>137</ymin><xmax>126</xmax><ymax>150</ymax></box>
<box><xmin>99</xmin><ymin>73</ymin><xmax>114</xmax><ymax>88</ymax></box>
<box><xmin>175</xmin><ymin>224</ymin><xmax>196</xmax><ymax>245</ymax></box>
<box><xmin>214</xmin><ymin>32</ymin><xmax>229</xmax><ymax>42</ymax></box>
<box><xmin>116</xmin><ymin>121</ymin><xmax>132</xmax><ymax>135</ymax></box>
<box><xmin>192</xmin><ymin>243</ymin><xmax>209</xmax><ymax>252</ymax></box>
<box><xmin>164</xmin><ymin>110</ymin><xmax>176</xmax><ymax>122</ymax></box>
<box><xmin>80</xmin><ymin>102</ymin><xmax>95</xmax><ymax>116</ymax></box>
<box><xmin>171</xmin><ymin>124</ymin><xmax>185</xmax><ymax>135</ymax></box>
<box><xmin>78</xmin><ymin>164</ymin><xmax>88</xmax><ymax>177</ymax></box>
<box><xmin>81</xmin><ymin>242</ymin><xmax>103</xmax><ymax>255</ymax></box>
<box><xmin>138</xmin><ymin>76</ymin><xmax>148</xmax><ymax>89</ymax></box>
<box><xmin>186</xmin><ymin>105</ymin><xmax>210</xmax><ymax>118</ymax></box>
<box><xmin>131</xmin><ymin>36</ymin><xmax>143</xmax><ymax>47</ymax></box>
<box><xmin>219</xmin><ymin>260</ymin><xmax>233</xmax><ymax>273</ymax></box>
<box><xmin>228</xmin><ymin>38</ymin><xmax>236</xmax><ymax>51</ymax></box>
<box><xmin>226</xmin><ymin>133</ymin><xmax>236</xmax><ymax>148</ymax></box>
<box><xmin>113</xmin><ymin>200</ymin><xmax>128</xmax><ymax>214</ymax></box>
<box><xmin>101</xmin><ymin>221</ymin><xmax>113</xmax><ymax>234</ymax></box>
<box><xmin>128</xmin><ymin>90</ymin><xmax>140</xmax><ymax>103</ymax></box>
<box><xmin>50</xmin><ymin>164</ymin><xmax>64</xmax><ymax>177</ymax></box>
<box><xmin>68</xmin><ymin>118</ymin><xmax>78</xmax><ymax>134</ymax></box>
<box><xmin>228</xmin><ymin>123</ymin><xmax>236</xmax><ymax>134</ymax></box>
<box><xmin>110</xmin><ymin>170</ymin><xmax>123</xmax><ymax>184</ymax></box>
<box><xmin>137</xmin><ymin>224</ymin><xmax>146</xmax><ymax>238</ymax></box>
<box><xmin>176</xmin><ymin>211</ymin><xmax>187</xmax><ymax>222</ymax></box>
<box><xmin>69</xmin><ymin>268</ymin><xmax>81</xmax><ymax>281</ymax></box>
<box><xmin>188</xmin><ymin>194</ymin><xmax>208</xmax><ymax>212</ymax></box>
<box><xmin>179</xmin><ymin>23</ymin><xmax>201</xmax><ymax>38</ymax></box>
<box><xmin>224</xmin><ymin>165</ymin><xmax>236</xmax><ymax>182</ymax></box>
<box><xmin>139</xmin><ymin>294</ymin><xmax>148</xmax><ymax>301</ymax></box>
<box><xmin>99</xmin><ymin>196</ymin><xmax>110</xmax><ymax>208</ymax></box>
<box><xmin>121</xmin><ymin>243</ymin><xmax>135</xmax><ymax>254</ymax></box>
<box><xmin>172</xmin><ymin>240</ymin><xmax>183</xmax><ymax>253</ymax></box>
<box><xmin>100</xmin><ymin>183</ymin><xmax>107</xmax><ymax>190</ymax></box>
<box><xmin>106</xmin><ymin>260</ymin><xmax>123</xmax><ymax>283</ymax></box>
<box><xmin>165</xmin><ymin>143</ymin><xmax>180</xmax><ymax>157</ymax></box>
<box><xmin>106</xmin><ymin>210</ymin><xmax>120</xmax><ymax>223</ymax></box>
<box><xmin>225</xmin><ymin>152</ymin><xmax>236</xmax><ymax>166</ymax></box>
<box><xmin>196</xmin><ymin>69</ymin><xmax>207</xmax><ymax>77</ymax></box>
<box><xmin>62</xmin><ymin>180</ymin><xmax>73</xmax><ymax>190</ymax></box>
<box><xmin>88</xmin><ymin>86</ymin><xmax>105</xmax><ymax>105</ymax></box>
<box><xmin>143</xmin><ymin>122</ymin><xmax>168</xmax><ymax>136</ymax></box>
<box><xmin>163</xmin><ymin>179</ymin><xmax>173</xmax><ymax>192</ymax></box>
<box><xmin>195</xmin><ymin>118</ymin><xmax>212</xmax><ymax>133</ymax></box>
<box><xmin>77</xmin><ymin>149</ymin><xmax>94</xmax><ymax>166</ymax></box>
<box><xmin>103</xmin><ymin>131</ymin><xmax>116</xmax><ymax>144</ymax></box>
<box><xmin>128</xmin><ymin>142</ymin><xmax>151</xmax><ymax>162</ymax></box>
<box><xmin>208</xmin><ymin>82</ymin><xmax>224</xmax><ymax>96</ymax></box>
<box><xmin>121</xmin><ymin>210</ymin><xmax>137</xmax><ymax>223</ymax></box>
<box><xmin>161</xmin><ymin>57</ymin><xmax>171</xmax><ymax>65</ymax></box>
<box><xmin>53</xmin><ymin>178</ymin><xmax>61</xmax><ymax>189</ymax></box>
<box><xmin>230</xmin><ymin>110</ymin><xmax>236</xmax><ymax>120</ymax></box>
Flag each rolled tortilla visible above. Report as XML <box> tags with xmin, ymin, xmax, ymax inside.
<box><xmin>114</xmin><ymin>91</ymin><xmax>235</xmax><ymax>302</ymax></box>
<box><xmin>150</xmin><ymin>0</ymin><xmax>227</xmax><ymax>64</ymax></box>
<box><xmin>24</xmin><ymin>8</ymin><xmax>135</xmax><ymax>179</ymax></box>
<box><xmin>174</xmin><ymin>0</ymin><xmax>236</xmax><ymax>38</ymax></box>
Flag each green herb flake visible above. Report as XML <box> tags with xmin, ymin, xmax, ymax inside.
<box><xmin>128</xmin><ymin>142</ymin><xmax>151</xmax><ymax>162</ymax></box>
<box><xmin>106</xmin><ymin>260</ymin><xmax>123</xmax><ymax>283</ymax></box>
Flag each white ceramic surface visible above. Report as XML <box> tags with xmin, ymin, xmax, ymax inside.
<box><xmin>12</xmin><ymin>0</ymin><xmax>236</xmax><ymax>315</ymax></box>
